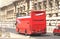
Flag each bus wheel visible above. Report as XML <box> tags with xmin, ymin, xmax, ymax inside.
<box><xmin>25</xmin><ymin>30</ymin><xmax>31</xmax><ymax>36</ymax></box>
<box><xmin>25</xmin><ymin>30</ymin><xmax>28</xmax><ymax>36</ymax></box>
<box><xmin>53</xmin><ymin>33</ymin><xmax>56</xmax><ymax>36</ymax></box>
<box><xmin>18</xmin><ymin>29</ymin><xmax>20</xmax><ymax>34</ymax></box>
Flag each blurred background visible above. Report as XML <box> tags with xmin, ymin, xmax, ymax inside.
<box><xmin>0</xmin><ymin>0</ymin><xmax>60</xmax><ymax>36</ymax></box>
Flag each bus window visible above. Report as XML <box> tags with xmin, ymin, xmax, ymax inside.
<box><xmin>20</xmin><ymin>13</ymin><xmax>26</xmax><ymax>17</ymax></box>
<box><xmin>16</xmin><ymin>13</ymin><xmax>20</xmax><ymax>17</ymax></box>
<box><xmin>16</xmin><ymin>13</ymin><xmax>26</xmax><ymax>17</ymax></box>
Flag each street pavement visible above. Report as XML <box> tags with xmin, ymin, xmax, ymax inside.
<box><xmin>0</xmin><ymin>27</ymin><xmax>60</xmax><ymax>39</ymax></box>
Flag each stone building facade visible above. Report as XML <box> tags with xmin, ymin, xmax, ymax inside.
<box><xmin>0</xmin><ymin>0</ymin><xmax>60</xmax><ymax>33</ymax></box>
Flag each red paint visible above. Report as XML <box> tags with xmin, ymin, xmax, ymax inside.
<box><xmin>53</xmin><ymin>24</ymin><xmax>60</xmax><ymax>35</ymax></box>
<box><xmin>16</xmin><ymin>10</ymin><xmax>46</xmax><ymax>35</ymax></box>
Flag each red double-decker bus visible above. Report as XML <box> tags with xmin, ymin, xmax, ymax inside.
<box><xmin>16</xmin><ymin>10</ymin><xmax>46</xmax><ymax>35</ymax></box>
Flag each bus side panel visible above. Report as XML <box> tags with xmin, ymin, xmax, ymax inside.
<box><xmin>16</xmin><ymin>18</ymin><xmax>23</xmax><ymax>33</ymax></box>
<box><xmin>31</xmin><ymin>11</ymin><xmax>46</xmax><ymax>34</ymax></box>
<box><xmin>16</xmin><ymin>18</ymin><xmax>32</xmax><ymax>34</ymax></box>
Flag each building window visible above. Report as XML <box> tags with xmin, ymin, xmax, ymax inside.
<box><xmin>49</xmin><ymin>23</ymin><xmax>51</xmax><ymax>26</ymax></box>
<box><xmin>56</xmin><ymin>13</ymin><xmax>58</xmax><ymax>17</ymax></box>
<box><xmin>46</xmin><ymin>20</ymin><xmax>49</xmax><ymax>21</ymax></box>
<box><xmin>7</xmin><ymin>10</ymin><xmax>14</xmax><ymax>19</ymax></box>
<box><xmin>49</xmin><ymin>0</ymin><xmax>53</xmax><ymax>8</ymax></box>
<box><xmin>38</xmin><ymin>2</ymin><xmax>41</xmax><ymax>10</ymax></box>
<box><xmin>34</xmin><ymin>3</ymin><xmax>37</xmax><ymax>10</ymax></box>
<box><xmin>50</xmin><ymin>20</ymin><xmax>56</xmax><ymax>21</ymax></box>
<box><xmin>20</xmin><ymin>7</ymin><xmax>23</xmax><ymax>12</ymax></box>
<box><xmin>7</xmin><ymin>10</ymin><xmax>14</xmax><ymax>15</ymax></box>
<box><xmin>55</xmin><ymin>0</ymin><xmax>59</xmax><ymax>7</ymax></box>
<box><xmin>23</xmin><ymin>5</ymin><xmax>25</xmax><ymax>10</ymax></box>
<box><xmin>57</xmin><ymin>19</ymin><xmax>60</xmax><ymax>21</ymax></box>
<box><xmin>17</xmin><ymin>8</ymin><xmax>20</xmax><ymax>13</ymax></box>
<box><xmin>49</xmin><ymin>14</ymin><xmax>52</xmax><ymax>17</ymax></box>
<box><xmin>43</xmin><ymin>1</ymin><xmax>47</xmax><ymax>9</ymax></box>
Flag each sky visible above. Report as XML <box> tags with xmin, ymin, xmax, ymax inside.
<box><xmin>0</xmin><ymin>0</ymin><xmax>16</xmax><ymax>8</ymax></box>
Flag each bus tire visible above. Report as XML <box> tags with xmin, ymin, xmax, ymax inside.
<box><xmin>53</xmin><ymin>33</ymin><xmax>56</xmax><ymax>36</ymax></box>
<box><xmin>25</xmin><ymin>30</ymin><xmax>31</xmax><ymax>36</ymax></box>
<box><xmin>18</xmin><ymin>29</ymin><xmax>20</xmax><ymax>34</ymax></box>
<box><xmin>25</xmin><ymin>30</ymin><xmax>28</xmax><ymax>36</ymax></box>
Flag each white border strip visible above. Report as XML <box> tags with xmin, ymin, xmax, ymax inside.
<box><xmin>17</xmin><ymin>16</ymin><xmax>31</xmax><ymax>19</ymax></box>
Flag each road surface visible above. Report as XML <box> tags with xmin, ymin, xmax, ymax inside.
<box><xmin>0</xmin><ymin>27</ymin><xmax>60</xmax><ymax>39</ymax></box>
